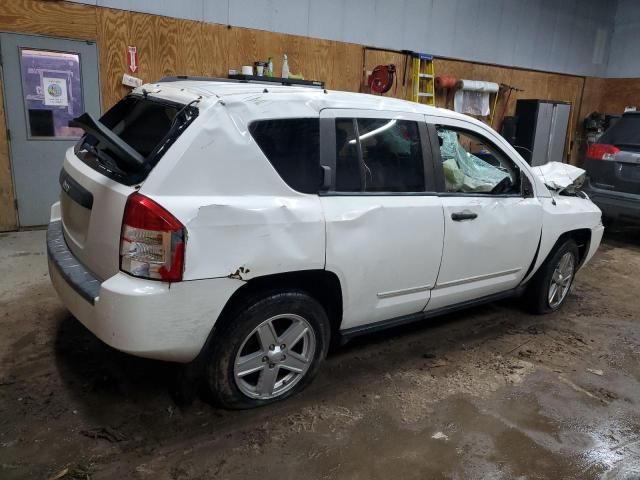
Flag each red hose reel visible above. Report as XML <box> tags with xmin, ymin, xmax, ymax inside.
<box><xmin>368</xmin><ymin>64</ymin><xmax>396</xmax><ymax>94</ymax></box>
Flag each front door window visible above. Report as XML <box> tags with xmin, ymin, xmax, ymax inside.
<box><xmin>436</xmin><ymin>127</ymin><xmax>521</xmax><ymax>195</ymax></box>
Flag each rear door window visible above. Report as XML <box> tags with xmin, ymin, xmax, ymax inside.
<box><xmin>334</xmin><ymin>118</ymin><xmax>426</xmax><ymax>192</ymax></box>
<box><xmin>334</xmin><ymin>118</ymin><xmax>361</xmax><ymax>191</ymax></box>
<box><xmin>249</xmin><ymin>118</ymin><xmax>321</xmax><ymax>194</ymax></box>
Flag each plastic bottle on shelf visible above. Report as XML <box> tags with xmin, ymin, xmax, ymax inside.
<box><xmin>266</xmin><ymin>57</ymin><xmax>273</xmax><ymax>77</ymax></box>
<box><xmin>281</xmin><ymin>54</ymin><xmax>289</xmax><ymax>79</ymax></box>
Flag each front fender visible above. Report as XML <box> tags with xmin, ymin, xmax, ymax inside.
<box><xmin>523</xmin><ymin>195</ymin><xmax>602</xmax><ymax>283</ymax></box>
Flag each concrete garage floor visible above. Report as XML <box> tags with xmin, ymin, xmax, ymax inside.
<box><xmin>1</xmin><ymin>230</ymin><xmax>640</xmax><ymax>480</ymax></box>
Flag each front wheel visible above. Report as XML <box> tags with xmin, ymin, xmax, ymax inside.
<box><xmin>204</xmin><ymin>291</ymin><xmax>330</xmax><ymax>409</ymax></box>
<box><xmin>525</xmin><ymin>239</ymin><xmax>579</xmax><ymax>314</ymax></box>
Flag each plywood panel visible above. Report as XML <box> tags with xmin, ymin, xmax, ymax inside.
<box><xmin>577</xmin><ymin>78</ymin><xmax>640</xmax><ymax>121</ymax></box>
<box><xmin>229</xmin><ymin>28</ymin><xmax>282</xmax><ymax>78</ymax></box>
<box><xmin>329</xmin><ymin>41</ymin><xmax>362</xmax><ymax>92</ymax></box>
<box><xmin>97</xmin><ymin>9</ymin><xmax>229</xmax><ymax>110</ymax></box>
<box><xmin>363</xmin><ymin>49</ymin><xmax>412</xmax><ymax>99</ymax></box>
<box><xmin>97</xmin><ymin>7</ymin><xmax>128</xmax><ymax>110</ymax></box>
<box><xmin>0</xmin><ymin>77</ymin><xmax>17</xmax><ymax>231</ymax></box>
<box><xmin>228</xmin><ymin>26</ymin><xmax>340</xmax><ymax>89</ymax></box>
<box><xmin>0</xmin><ymin>0</ymin><xmax>97</xmax><ymax>40</ymax></box>
<box><xmin>596</xmin><ymin>78</ymin><xmax>640</xmax><ymax>114</ymax></box>
<box><xmin>579</xmin><ymin>77</ymin><xmax>607</xmax><ymax>120</ymax></box>
<box><xmin>199</xmin><ymin>22</ymin><xmax>229</xmax><ymax>77</ymax></box>
<box><xmin>574</xmin><ymin>77</ymin><xmax>604</xmax><ymax>166</ymax></box>
<box><xmin>299</xmin><ymin>35</ymin><xmax>334</xmax><ymax>89</ymax></box>
<box><xmin>434</xmin><ymin>58</ymin><xmax>585</xmax><ymax>164</ymax></box>
<box><xmin>125</xmin><ymin>12</ymin><xmax>175</xmax><ymax>90</ymax></box>
<box><xmin>99</xmin><ymin>14</ymin><xmax>359</xmax><ymax>105</ymax></box>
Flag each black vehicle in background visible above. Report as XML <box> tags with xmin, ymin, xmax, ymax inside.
<box><xmin>583</xmin><ymin>112</ymin><xmax>640</xmax><ymax>225</ymax></box>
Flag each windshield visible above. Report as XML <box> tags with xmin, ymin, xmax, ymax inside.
<box><xmin>74</xmin><ymin>95</ymin><xmax>198</xmax><ymax>185</ymax></box>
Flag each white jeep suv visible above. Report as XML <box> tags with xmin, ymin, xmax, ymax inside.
<box><xmin>48</xmin><ymin>78</ymin><xmax>603</xmax><ymax>408</ymax></box>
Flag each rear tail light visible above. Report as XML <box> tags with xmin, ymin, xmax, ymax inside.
<box><xmin>120</xmin><ymin>192</ymin><xmax>185</xmax><ymax>282</ymax></box>
<box><xmin>587</xmin><ymin>143</ymin><xmax>620</xmax><ymax>160</ymax></box>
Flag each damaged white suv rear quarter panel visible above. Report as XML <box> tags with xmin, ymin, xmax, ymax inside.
<box><xmin>138</xmin><ymin>98</ymin><xmax>326</xmax><ymax>281</ymax></box>
<box><xmin>155</xmin><ymin>194</ymin><xmax>325</xmax><ymax>281</ymax></box>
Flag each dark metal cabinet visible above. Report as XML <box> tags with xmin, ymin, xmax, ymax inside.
<box><xmin>515</xmin><ymin>100</ymin><xmax>571</xmax><ymax>166</ymax></box>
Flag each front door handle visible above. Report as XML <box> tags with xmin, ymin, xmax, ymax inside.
<box><xmin>451</xmin><ymin>211</ymin><xmax>478</xmax><ymax>221</ymax></box>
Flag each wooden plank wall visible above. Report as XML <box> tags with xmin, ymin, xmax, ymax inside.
<box><xmin>581</xmin><ymin>77</ymin><xmax>640</xmax><ymax>116</ymax></box>
<box><xmin>0</xmin><ymin>0</ymin><xmax>97</xmax><ymax>40</ymax></box>
<box><xmin>434</xmin><ymin>58</ymin><xmax>586</xmax><ymax>164</ymax></box>
<box><xmin>361</xmin><ymin>53</ymin><xmax>586</xmax><ymax>164</ymax></box>
<box><xmin>363</xmin><ymin>49</ymin><xmax>413</xmax><ymax>100</ymax></box>
<box><xmin>97</xmin><ymin>8</ymin><xmax>362</xmax><ymax>110</ymax></box>
<box><xmin>0</xmin><ymin>0</ymin><xmax>639</xmax><ymax>230</ymax></box>
<box><xmin>97</xmin><ymin>9</ymin><xmax>230</xmax><ymax>109</ymax></box>
<box><xmin>0</xmin><ymin>74</ymin><xmax>16</xmax><ymax>230</ymax></box>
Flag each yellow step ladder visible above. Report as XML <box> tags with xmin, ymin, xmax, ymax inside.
<box><xmin>411</xmin><ymin>53</ymin><xmax>435</xmax><ymax>106</ymax></box>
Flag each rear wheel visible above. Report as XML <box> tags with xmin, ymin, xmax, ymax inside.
<box><xmin>204</xmin><ymin>290</ymin><xmax>330</xmax><ymax>409</ymax></box>
<box><xmin>525</xmin><ymin>239</ymin><xmax>579</xmax><ymax>314</ymax></box>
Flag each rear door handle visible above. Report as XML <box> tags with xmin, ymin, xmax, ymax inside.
<box><xmin>451</xmin><ymin>211</ymin><xmax>478</xmax><ymax>221</ymax></box>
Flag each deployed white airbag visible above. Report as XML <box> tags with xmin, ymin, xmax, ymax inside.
<box><xmin>531</xmin><ymin>162</ymin><xmax>586</xmax><ymax>191</ymax></box>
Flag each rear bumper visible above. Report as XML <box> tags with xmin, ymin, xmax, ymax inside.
<box><xmin>584</xmin><ymin>183</ymin><xmax>640</xmax><ymax>224</ymax></box>
<box><xmin>47</xmin><ymin>220</ymin><xmax>101</xmax><ymax>304</ymax></box>
<box><xmin>47</xmin><ymin>220</ymin><xmax>243</xmax><ymax>363</ymax></box>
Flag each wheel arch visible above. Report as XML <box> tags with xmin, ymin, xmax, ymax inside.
<box><xmin>550</xmin><ymin>228</ymin><xmax>591</xmax><ymax>268</ymax></box>
<box><xmin>209</xmin><ymin>269</ymin><xmax>343</xmax><ymax>347</ymax></box>
<box><xmin>522</xmin><ymin>227</ymin><xmax>592</xmax><ymax>286</ymax></box>
<box><xmin>537</xmin><ymin>228</ymin><xmax>591</xmax><ymax>275</ymax></box>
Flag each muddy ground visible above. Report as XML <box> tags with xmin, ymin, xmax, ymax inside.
<box><xmin>1</xmin><ymin>228</ymin><xmax>639</xmax><ymax>479</ymax></box>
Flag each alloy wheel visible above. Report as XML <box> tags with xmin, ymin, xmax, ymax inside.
<box><xmin>548</xmin><ymin>251</ymin><xmax>575</xmax><ymax>309</ymax></box>
<box><xmin>233</xmin><ymin>314</ymin><xmax>316</xmax><ymax>400</ymax></box>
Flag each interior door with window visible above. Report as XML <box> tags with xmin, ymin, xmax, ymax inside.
<box><xmin>426</xmin><ymin>116</ymin><xmax>543</xmax><ymax>311</ymax></box>
<box><xmin>0</xmin><ymin>33</ymin><xmax>101</xmax><ymax>226</ymax></box>
<box><xmin>319</xmin><ymin>109</ymin><xmax>444</xmax><ymax>332</ymax></box>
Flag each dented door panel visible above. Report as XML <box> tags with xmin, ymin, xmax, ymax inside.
<box><xmin>323</xmin><ymin>195</ymin><xmax>445</xmax><ymax>330</ymax></box>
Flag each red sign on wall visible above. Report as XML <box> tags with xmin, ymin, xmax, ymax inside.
<box><xmin>127</xmin><ymin>46</ymin><xmax>138</xmax><ymax>73</ymax></box>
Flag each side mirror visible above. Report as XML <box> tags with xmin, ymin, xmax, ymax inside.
<box><xmin>320</xmin><ymin>165</ymin><xmax>332</xmax><ymax>191</ymax></box>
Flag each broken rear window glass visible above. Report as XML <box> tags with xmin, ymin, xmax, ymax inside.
<box><xmin>74</xmin><ymin>95</ymin><xmax>198</xmax><ymax>185</ymax></box>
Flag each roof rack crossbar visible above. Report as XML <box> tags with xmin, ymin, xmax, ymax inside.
<box><xmin>158</xmin><ymin>74</ymin><xmax>325</xmax><ymax>89</ymax></box>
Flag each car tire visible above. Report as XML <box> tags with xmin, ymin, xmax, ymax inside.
<box><xmin>204</xmin><ymin>290</ymin><xmax>330</xmax><ymax>409</ymax></box>
<box><xmin>525</xmin><ymin>239</ymin><xmax>579</xmax><ymax>314</ymax></box>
